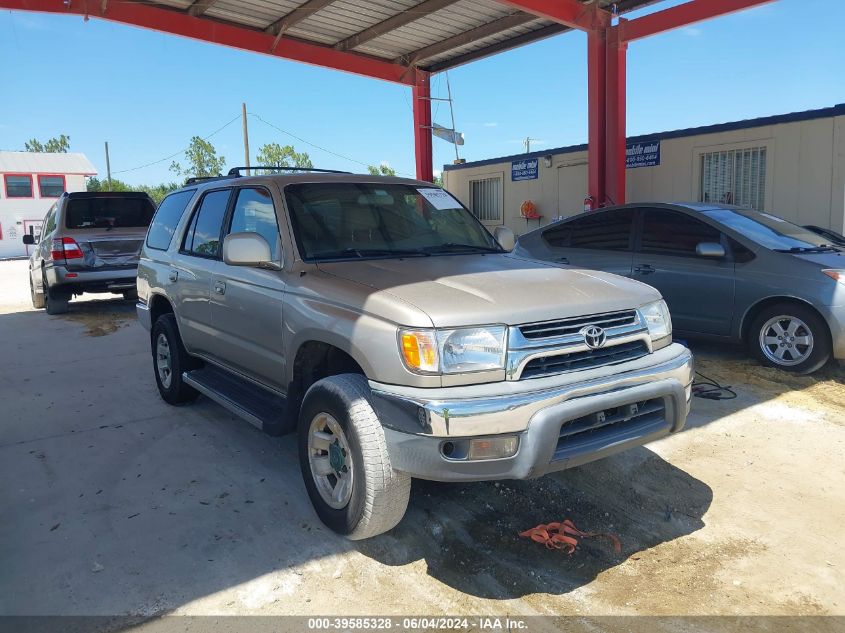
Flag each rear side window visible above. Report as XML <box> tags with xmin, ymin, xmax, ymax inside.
<box><xmin>65</xmin><ymin>197</ymin><xmax>156</xmax><ymax>229</ymax></box>
<box><xmin>543</xmin><ymin>209</ymin><xmax>633</xmax><ymax>250</ymax></box>
<box><xmin>146</xmin><ymin>190</ymin><xmax>196</xmax><ymax>250</ymax></box>
<box><xmin>183</xmin><ymin>189</ymin><xmax>231</xmax><ymax>258</ymax></box>
<box><xmin>640</xmin><ymin>209</ymin><xmax>721</xmax><ymax>257</ymax></box>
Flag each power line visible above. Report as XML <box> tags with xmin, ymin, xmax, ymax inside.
<box><xmin>112</xmin><ymin>113</ymin><xmax>241</xmax><ymax>175</ymax></box>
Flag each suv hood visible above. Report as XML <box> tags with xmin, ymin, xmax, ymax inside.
<box><xmin>317</xmin><ymin>254</ymin><xmax>660</xmax><ymax>328</ymax></box>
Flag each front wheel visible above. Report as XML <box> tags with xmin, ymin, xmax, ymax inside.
<box><xmin>30</xmin><ymin>275</ymin><xmax>45</xmax><ymax>309</ymax></box>
<box><xmin>749</xmin><ymin>303</ymin><xmax>831</xmax><ymax>374</ymax></box>
<box><xmin>298</xmin><ymin>374</ymin><xmax>410</xmax><ymax>540</ymax></box>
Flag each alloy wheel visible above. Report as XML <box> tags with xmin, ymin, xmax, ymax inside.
<box><xmin>308</xmin><ymin>412</ymin><xmax>354</xmax><ymax>509</ymax></box>
<box><xmin>759</xmin><ymin>315</ymin><xmax>814</xmax><ymax>367</ymax></box>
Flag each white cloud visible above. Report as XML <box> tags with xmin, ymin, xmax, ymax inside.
<box><xmin>483</xmin><ymin>122</ymin><xmax>498</xmax><ymax>128</ymax></box>
<box><xmin>683</xmin><ymin>27</ymin><xmax>703</xmax><ymax>37</ymax></box>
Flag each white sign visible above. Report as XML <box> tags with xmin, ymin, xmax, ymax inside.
<box><xmin>418</xmin><ymin>188</ymin><xmax>460</xmax><ymax>210</ymax></box>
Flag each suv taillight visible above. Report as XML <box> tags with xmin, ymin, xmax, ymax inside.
<box><xmin>50</xmin><ymin>237</ymin><xmax>83</xmax><ymax>261</ymax></box>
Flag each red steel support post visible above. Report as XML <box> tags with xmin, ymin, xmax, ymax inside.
<box><xmin>605</xmin><ymin>35</ymin><xmax>628</xmax><ymax>206</ymax></box>
<box><xmin>413</xmin><ymin>69</ymin><xmax>434</xmax><ymax>182</ymax></box>
<box><xmin>587</xmin><ymin>28</ymin><xmax>607</xmax><ymax>206</ymax></box>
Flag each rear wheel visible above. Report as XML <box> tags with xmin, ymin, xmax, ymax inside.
<box><xmin>30</xmin><ymin>275</ymin><xmax>45</xmax><ymax>309</ymax></box>
<box><xmin>43</xmin><ymin>272</ymin><xmax>70</xmax><ymax>315</ymax></box>
<box><xmin>151</xmin><ymin>313</ymin><xmax>199</xmax><ymax>405</ymax></box>
<box><xmin>749</xmin><ymin>303</ymin><xmax>831</xmax><ymax>374</ymax></box>
<box><xmin>298</xmin><ymin>374</ymin><xmax>410</xmax><ymax>540</ymax></box>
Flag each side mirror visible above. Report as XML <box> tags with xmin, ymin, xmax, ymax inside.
<box><xmin>22</xmin><ymin>234</ymin><xmax>35</xmax><ymax>245</ymax></box>
<box><xmin>223</xmin><ymin>232</ymin><xmax>277</xmax><ymax>268</ymax></box>
<box><xmin>493</xmin><ymin>226</ymin><xmax>515</xmax><ymax>252</ymax></box>
<box><xmin>696</xmin><ymin>242</ymin><xmax>726</xmax><ymax>258</ymax></box>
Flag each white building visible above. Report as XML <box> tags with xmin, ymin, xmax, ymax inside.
<box><xmin>0</xmin><ymin>151</ymin><xmax>97</xmax><ymax>259</ymax></box>
<box><xmin>443</xmin><ymin>104</ymin><xmax>845</xmax><ymax>237</ymax></box>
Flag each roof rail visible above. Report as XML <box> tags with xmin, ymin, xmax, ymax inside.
<box><xmin>227</xmin><ymin>166</ymin><xmax>352</xmax><ymax>176</ymax></box>
<box><xmin>184</xmin><ymin>174</ymin><xmax>237</xmax><ymax>186</ymax></box>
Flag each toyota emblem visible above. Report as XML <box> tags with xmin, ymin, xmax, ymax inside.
<box><xmin>581</xmin><ymin>325</ymin><xmax>607</xmax><ymax>349</ymax></box>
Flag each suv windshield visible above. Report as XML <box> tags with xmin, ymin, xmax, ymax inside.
<box><xmin>66</xmin><ymin>197</ymin><xmax>156</xmax><ymax>230</ymax></box>
<box><xmin>285</xmin><ymin>182</ymin><xmax>502</xmax><ymax>260</ymax></box>
<box><xmin>702</xmin><ymin>208</ymin><xmax>839</xmax><ymax>252</ymax></box>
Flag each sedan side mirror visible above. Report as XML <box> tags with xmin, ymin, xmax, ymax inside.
<box><xmin>22</xmin><ymin>234</ymin><xmax>35</xmax><ymax>245</ymax></box>
<box><xmin>223</xmin><ymin>232</ymin><xmax>278</xmax><ymax>269</ymax></box>
<box><xmin>493</xmin><ymin>226</ymin><xmax>515</xmax><ymax>251</ymax></box>
<box><xmin>696</xmin><ymin>242</ymin><xmax>726</xmax><ymax>258</ymax></box>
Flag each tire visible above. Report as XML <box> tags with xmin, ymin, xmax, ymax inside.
<box><xmin>749</xmin><ymin>302</ymin><xmax>831</xmax><ymax>374</ymax></box>
<box><xmin>151</xmin><ymin>313</ymin><xmax>200</xmax><ymax>405</ymax></box>
<box><xmin>298</xmin><ymin>374</ymin><xmax>410</xmax><ymax>540</ymax></box>
<box><xmin>44</xmin><ymin>273</ymin><xmax>70</xmax><ymax>315</ymax></box>
<box><xmin>30</xmin><ymin>275</ymin><xmax>45</xmax><ymax>309</ymax></box>
<box><xmin>123</xmin><ymin>289</ymin><xmax>139</xmax><ymax>302</ymax></box>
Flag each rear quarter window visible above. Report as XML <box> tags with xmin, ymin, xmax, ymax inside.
<box><xmin>146</xmin><ymin>190</ymin><xmax>196</xmax><ymax>251</ymax></box>
<box><xmin>66</xmin><ymin>197</ymin><xmax>156</xmax><ymax>230</ymax></box>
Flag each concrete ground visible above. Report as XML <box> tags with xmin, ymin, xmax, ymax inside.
<box><xmin>0</xmin><ymin>258</ymin><xmax>843</xmax><ymax>618</ymax></box>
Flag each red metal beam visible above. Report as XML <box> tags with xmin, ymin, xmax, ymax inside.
<box><xmin>613</xmin><ymin>0</ymin><xmax>775</xmax><ymax>42</ymax></box>
<box><xmin>0</xmin><ymin>0</ymin><xmax>412</xmax><ymax>84</ymax></box>
<box><xmin>587</xmin><ymin>28</ymin><xmax>607</xmax><ymax>206</ymax></box>
<box><xmin>495</xmin><ymin>0</ymin><xmax>609</xmax><ymax>31</ymax></box>
<box><xmin>605</xmin><ymin>37</ymin><xmax>627</xmax><ymax>205</ymax></box>
<box><xmin>413</xmin><ymin>70</ymin><xmax>434</xmax><ymax>182</ymax></box>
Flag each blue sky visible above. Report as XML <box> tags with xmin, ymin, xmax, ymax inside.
<box><xmin>0</xmin><ymin>0</ymin><xmax>842</xmax><ymax>186</ymax></box>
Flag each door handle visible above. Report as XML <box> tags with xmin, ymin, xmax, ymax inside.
<box><xmin>635</xmin><ymin>264</ymin><xmax>655</xmax><ymax>275</ymax></box>
<box><xmin>168</xmin><ymin>269</ymin><xmax>178</xmax><ymax>282</ymax></box>
<box><xmin>214</xmin><ymin>280</ymin><xmax>226</xmax><ymax>295</ymax></box>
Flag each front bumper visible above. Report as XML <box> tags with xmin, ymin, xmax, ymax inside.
<box><xmin>46</xmin><ymin>264</ymin><xmax>137</xmax><ymax>293</ymax></box>
<box><xmin>370</xmin><ymin>343</ymin><xmax>693</xmax><ymax>482</ymax></box>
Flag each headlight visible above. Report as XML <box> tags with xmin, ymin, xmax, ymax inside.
<box><xmin>639</xmin><ymin>299</ymin><xmax>672</xmax><ymax>343</ymax></box>
<box><xmin>399</xmin><ymin>326</ymin><xmax>507</xmax><ymax>374</ymax></box>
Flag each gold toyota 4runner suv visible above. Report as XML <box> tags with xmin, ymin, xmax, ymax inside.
<box><xmin>136</xmin><ymin>168</ymin><xmax>693</xmax><ymax>540</ymax></box>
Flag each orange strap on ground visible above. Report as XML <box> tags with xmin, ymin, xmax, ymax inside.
<box><xmin>519</xmin><ymin>519</ymin><xmax>621</xmax><ymax>554</ymax></box>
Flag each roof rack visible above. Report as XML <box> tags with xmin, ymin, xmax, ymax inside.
<box><xmin>227</xmin><ymin>166</ymin><xmax>352</xmax><ymax>176</ymax></box>
<box><xmin>184</xmin><ymin>175</ymin><xmax>235</xmax><ymax>185</ymax></box>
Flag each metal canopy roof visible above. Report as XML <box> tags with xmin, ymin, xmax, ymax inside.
<box><xmin>141</xmin><ymin>0</ymin><xmax>658</xmax><ymax>74</ymax></box>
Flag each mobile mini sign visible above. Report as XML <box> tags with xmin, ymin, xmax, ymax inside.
<box><xmin>511</xmin><ymin>158</ymin><xmax>539</xmax><ymax>181</ymax></box>
<box><xmin>626</xmin><ymin>141</ymin><xmax>660</xmax><ymax>169</ymax></box>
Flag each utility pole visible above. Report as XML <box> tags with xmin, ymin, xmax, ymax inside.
<box><xmin>445</xmin><ymin>72</ymin><xmax>460</xmax><ymax>163</ymax></box>
<box><xmin>242</xmin><ymin>103</ymin><xmax>251</xmax><ymax>176</ymax></box>
<box><xmin>104</xmin><ymin>141</ymin><xmax>112</xmax><ymax>191</ymax></box>
<box><xmin>523</xmin><ymin>137</ymin><xmax>537</xmax><ymax>154</ymax></box>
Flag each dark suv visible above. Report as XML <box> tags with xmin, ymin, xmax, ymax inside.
<box><xmin>24</xmin><ymin>191</ymin><xmax>156</xmax><ymax>314</ymax></box>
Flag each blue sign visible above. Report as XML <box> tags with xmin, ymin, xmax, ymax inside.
<box><xmin>626</xmin><ymin>141</ymin><xmax>660</xmax><ymax>169</ymax></box>
<box><xmin>511</xmin><ymin>158</ymin><xmax>539</xmax><ymax>181</ymax></box>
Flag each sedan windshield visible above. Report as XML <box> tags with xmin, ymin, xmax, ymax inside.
<box><xmin>702</xmin><ymin>208</ymin><xmax>840</xmax><ymax>252</ymax></box>
<box><xmin>284</xmin><ymin>182</ymin><xmax>502</xmax><ymax>260</ymax></box>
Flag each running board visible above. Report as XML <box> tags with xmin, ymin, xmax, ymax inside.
<box><xmin>183</xmin><ymin>365</ymin><xmax>287</xmax><ymax>434</ymax></box>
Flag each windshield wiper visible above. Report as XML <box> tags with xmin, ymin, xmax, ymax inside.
<box><xmin>774</xmin><ymin>245</ymin><xmax>840</xmax><ymax>253</ymax></box>
<box><xmin>312</xmin><ymin>247</ymin><xmax>430</xmax><ymax>260</ymax></box>
<box><xmin>423</xmin><ymin>243</ymin><xmax>503</xmax><ymax>254</ymax></box>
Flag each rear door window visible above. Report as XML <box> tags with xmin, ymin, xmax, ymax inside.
<box><xmin>146</xmin><ymin>190</ymin><xmax>196</xmax><ymax>251</ymax></box>
<box><xmin>65</xmin><ymin>197</ymin><xmax>156</xmax><ymax>229</ymax></box>
<box><xmin>640</xmin><ymin>209</ymin><xmax>721</xmax><ymax>257</ymax></box>
<box><xmin>543</xmin><ymin>209</ymin><xmax>634</xmax><ymax>250</ymax></box>
<box><xmin>183</xmin><ymin>189</ymin><xmax>232</xmax><ymax>258</ymax></box>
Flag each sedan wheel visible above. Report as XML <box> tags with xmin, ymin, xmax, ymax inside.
<box><xmin>307</xmin><ymin>412</ymin><xmax>354</xmax><ymax>509</ymax></box>
<box><xmin>758</xmin><ymin>315</ymin><xmax>814</xmax><ymax>367</ymax></box>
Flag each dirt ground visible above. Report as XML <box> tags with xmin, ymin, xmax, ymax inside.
<box><xmin>0</xmin><ymin>258</ymin><xmax>843</xmax><ymax>621</ymax></box>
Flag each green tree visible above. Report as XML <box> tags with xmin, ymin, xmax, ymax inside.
<box><xmin>170</xmin><ymin>136</ymin><xmax>226</xmax><ymax>179</ymax></box>
<box><xmin>25</xmin><ymin>134</ymin><xmax>71</xmax><ymax>153</ymax></box>
<box><xmin>87</xmin><ymin>177</ymin><xmax>178</xmax><ymax>205</ymax></box>
<box><xmin>255</xmin><ymin>143</ymin><xmax>313</xmax><ymax>171</ymax></box>
<box><xmin>86</xmin><ymin>176</ymin><xmax>133</xmax><ymax>192</ymax></box>
<box><xmin>367</xmin><ymin>163</ymin><xmax>396</xmax><ymax>176</ymax></box>
<box><xmin>433</xmin><ymin>173</ymin><xmax>444</xmax><ymax>187</ymax></box>
<box><xmin>136</xmin><ymin>182</ymin><xmax>180</xmax><ymax>205</ymax></box>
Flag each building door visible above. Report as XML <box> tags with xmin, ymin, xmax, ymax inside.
<box><xmin>23</xmin><ymin>220</ymin><xmax>44</xmax><ymax>256</ymax></box>
<box><xmin>557</xmin><ymin>162</ymin><xmax>588</xmax><ymax>220</ymax></box>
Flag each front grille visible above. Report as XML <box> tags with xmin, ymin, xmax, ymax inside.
<box><xmin>521</xmin><ymin>340</ymin><xmax>649</xmax><ymax>379</ymax></box>
<box><xmin>519</xmin><ymin>310</ymin><xmax>638</xmax><ymax>340</ymax></box>
<box><xmin>552</xmin><ymin>397</ymin><xmax>668</xmax><ymax>462</ymax></box>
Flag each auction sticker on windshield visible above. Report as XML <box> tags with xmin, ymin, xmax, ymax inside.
<box><xmin>418</xmin><ymin>188</ymin><xmax>461</xmax><ymax>210</ymax></box>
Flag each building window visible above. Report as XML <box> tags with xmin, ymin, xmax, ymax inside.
<box><xmin>469</xmin><ymin>176</ymin><xmax>502</xmax><ymax>223</ymax></box>
<box><xmin>4</xmin><ymin>174</ymin><xmax>33</xmax><ymax>198</ymax></box>
<box><xmin>38</xmin><ymin>175</ymin><xmax>66</xmax><ymax>198</ymax></box>
<box><xmin>700</xmin><ymin>147</ymin><xmax>767</xmax><ymax>210</ymax></box>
